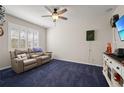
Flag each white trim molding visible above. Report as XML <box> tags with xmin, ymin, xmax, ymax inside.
<box><xmin>0</xmin><ymin>65</ymin><xmax>11</xmax><ymax>70</ymax></box>
<box><xmin>55</xmin><ymin>58</ymin><xmax>102</xmax><ymax>67</ymax></box>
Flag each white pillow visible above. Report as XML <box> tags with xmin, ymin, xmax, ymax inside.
<box><xmin>17</xmin><ymin>53</ymin><xmax>27</xmax><ymax>60</ymax></box>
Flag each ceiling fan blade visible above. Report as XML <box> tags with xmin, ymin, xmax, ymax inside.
<box><xmin>58</xmin><ymin>16</ymin><xmax>68</xmax><ymax>20</ymax></box>
<box><xmin>57</xmin><ymin>8</ymin><xmax>67</xmax><ymax>15</ymax></box>
<box><xmin>44</xmin><ymin>6</ymin><xmax>53</xmax><ymax>13</ymax></box>
<box><xmin>42</xmin><ymin>15</ymin><xmax>52</xmax><ymax>17</ymax></box>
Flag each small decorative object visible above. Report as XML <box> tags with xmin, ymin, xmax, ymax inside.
<box><xmin>0</xmin><ymin>27</ymin><xmax>4</xmax><ymax>36</ymax></box>
<box><xmin>106</xmin><ymin>42</ymin><xmax>112</xmax><ymax>54</ymax></box>
<box><xmin>86</xmin><ymin>30</ymin><xmax>95</xmax><ymax>41</ymax></box>
<box><xmin>114</xmin><ymin>73</ymin><xmax>121</xmax><ymax>81</ymax></box>
<box><xmin>114</xmin><ymin>73</ymin><xmax>123</xmax><ymax>86</ymax></box>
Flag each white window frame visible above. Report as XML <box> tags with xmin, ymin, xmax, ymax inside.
<box><xmin>8</xmin><ymin>22</ymin><xmax>39</xmax><ymax>51</ymax></box>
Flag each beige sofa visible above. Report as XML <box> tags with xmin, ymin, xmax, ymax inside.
<box><xmin>10</xmin><ymin>49</ymin><xmax>52</xmax><ymax>73</ymax></box>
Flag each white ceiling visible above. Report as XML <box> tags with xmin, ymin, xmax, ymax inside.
<box><xmin>4</xmin><ymin>5</ymin><xmax>117</xmax><ymax>28</ymax></box>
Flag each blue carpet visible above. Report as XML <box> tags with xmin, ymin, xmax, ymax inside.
<box><xmin>0</xmin><ymin>59</ymin><xmax>108</xmax><ymax>87</ymax></box>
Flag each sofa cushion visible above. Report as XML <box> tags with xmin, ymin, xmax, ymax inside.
<box><xmin>23</xmin><ymin>59</ymin><xmax>37</xmax><ymax>66</ymax></box>
<box><xmin>41</xmin><ymin>55</ymin><xmax>50</xmax><ymax>60</ymax></box>
<box><xmin>15</xmin><ymin>49</ymin><xmax>30</xmax><ymax>58</ymax></box>
<box><xmin>30</xmin><ymin>52</ymin><xmax>44</xmax><ymax>58</ymax></box>
<box><xmin>24</xmin><ymin>63</ymin><xmax>37</xmax><ymax>71</ymax></box>
<box><xmin>15</xmin><ymin>49</ymin><xmax>27</xmax><ymax>55</ymax></box>
<box><xmin>31</xmin><ymin>54</ymin><xmax>39</xmax><ymax>58</ymax></box>
<box><xmin>17</xmin><ymin>53</ymin><xmax>27</xmax><ymax>60</ymax></box>
<box><xmin>35</xmin><ymin>55</ymin><xmax>49</xmax><ymax>60</ymax></box>
<box><xmin>35</xmin><ymin>52</ymin><xmax>44</xmax><ymax>56</ymax></box>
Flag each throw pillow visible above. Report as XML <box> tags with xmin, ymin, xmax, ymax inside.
<box><xmin>33</xmin><ymin>48</ymin><xmax>43</xmax><ymax>52</ymax></box>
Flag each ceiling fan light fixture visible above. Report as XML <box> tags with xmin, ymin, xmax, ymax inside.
<box><xmin>52</xmin><ymin>14</ymin><xmax>58</xmax><ymax>20</ymax></box>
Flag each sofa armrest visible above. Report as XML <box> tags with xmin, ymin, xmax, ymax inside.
<box><xmin>44</xmin><ymin>52</ymin><xmax>52</xmax><ymax>58</ymax></box>
<box><xmin>14</xmin><ymin>58</ymin><xmax>23</xmax><ymax>61</ymax></box>
<box><xmin>11</xmin><ymin>58</ymin><xmax>24</xmax><ymax>73</ymax></box>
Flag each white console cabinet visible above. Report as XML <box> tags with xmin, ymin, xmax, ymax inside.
<box><xmin>103</xmin><ymin>53</ymin><xmax>124</xmax><ymax>87</ymax></box>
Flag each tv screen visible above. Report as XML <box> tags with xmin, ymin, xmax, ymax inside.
<box><xmin>118</xmin><ymin>31</ymin><xmax>124</xmax><ymax>41</ymax></box>
<box><xmin>115</xmin><ymin>15</ymin><xmax>124</xmax><ymax>41</ymax></box>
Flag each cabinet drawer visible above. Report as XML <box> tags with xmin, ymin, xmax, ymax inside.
<box><xmin>112</xmin><ymin>60</ymin><xmax>122</xmax><ymax>75</ymax></box>
<box><xmin>121</xmin><ymin>66</ymin><xmax>124</xmax><ymax>79</ymax></box>
<box><xmin>103</xmin><ymin>54</ymin><xmax>113</xmax><ymax>67</ymax></box>
<box><xmin>107</xmin><ymin>59</ymin><xmax>113</xmax><ymax>68</ymax></box>
<box><xmin>103</xmin><ymin>55</ymin><xmax>109</xmax><ymax>62</ymax></box>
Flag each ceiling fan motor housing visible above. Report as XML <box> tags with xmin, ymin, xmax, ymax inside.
<box><xmin>54</xmin><ymin>8</ymin><xmax>58</xmax><ymax>13</ymax></box>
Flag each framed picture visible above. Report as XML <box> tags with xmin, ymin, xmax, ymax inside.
<box><xmin>86</xmin><ymin>30</ymin><xmax>95</xmax><ymax>41</ymax></box>
<box><xmin>0</xmin><ymin>27</ymin><xmax>4</xmax><ymax>36</ymax></box>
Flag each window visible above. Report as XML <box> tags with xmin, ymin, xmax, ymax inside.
<box><xmin>10</xmin><ymin>28</ymin><xmax>19</xmax><ymax>48</ymax></box>
<box><xmin>20</xmin><ymin>31</ymin><xmax>26</xmax><ymax>48</ymax></box>
<box><xmin>33</xmin><ymin>32</ymin><xmax>39</xmax><ymax>47</ymax></box>
<box><xmin>8</xmin><ymin>23</ymin><xmax>39</xmax><ymax>50</ymax></box>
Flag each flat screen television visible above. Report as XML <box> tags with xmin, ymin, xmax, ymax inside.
<box><xmin>115</xmin><ymin>15</ymin><xmax>124</xmax><ymax>41</ymax></box>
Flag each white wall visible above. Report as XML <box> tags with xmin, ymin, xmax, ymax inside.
<box><xmin>112</xmin><ymin>6</ymin><xmax>124</xmax><ymax>51</ymax></box>
<box><xmin>47</xmin><ymin>6</ymin><xmax>113</xmax><ymax>66</ymax></box>
<box><xmin>0</xmin><ymin>14</ymin><xmax>47</xmax><ymax>69</ymax></box>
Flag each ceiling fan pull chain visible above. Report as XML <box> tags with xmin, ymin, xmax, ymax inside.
<box><xmin>54</xmin><ymin>22</ymin><xmax>56</xmax><ymax>27</ymax></box>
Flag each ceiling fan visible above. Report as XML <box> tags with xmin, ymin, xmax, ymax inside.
<box><xmin>42</xmin><ymin>6</ymin><xmax>68</xmax><ymax>22</ymax></box>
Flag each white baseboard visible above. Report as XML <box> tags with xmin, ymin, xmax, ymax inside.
<box><xmin>55</xmin><ymin>58</ymin><xmax>102</xmax><ymax>67</ymax></box>
<box><xmin>0</xmin><ymin>65</ymin><xmax>11</xmax><ymax>70</ymax></box>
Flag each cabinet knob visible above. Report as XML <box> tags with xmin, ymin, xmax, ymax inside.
<box><xmin>110</xmin><ymin>61</ymin><xmax>112</xmax><ymax>63</ymax></box>
<box><xmin>116</xmin><ymin>67</ymin><xmax>119</xmax><ymax>70</ymax></box>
